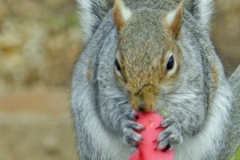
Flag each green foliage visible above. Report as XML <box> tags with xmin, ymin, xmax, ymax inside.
<box><xmin>230</xmin><ymin>146</ymin><xmax>240</xmax><ymax>160</ymax></box>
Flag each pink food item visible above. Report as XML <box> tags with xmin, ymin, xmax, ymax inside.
<box><xmin>128</xmin><ymin>112</ymin><xmax>174</xmax><ymax>160</ymax></box>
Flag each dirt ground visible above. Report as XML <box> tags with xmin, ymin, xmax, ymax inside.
<box><xmin>0</xmin><ymin>87</ymin><xmax>79</xmax><ymax>160</ymax></box>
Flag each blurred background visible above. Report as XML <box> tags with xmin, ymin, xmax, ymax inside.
<box><xmin>0</xmin><ymin>0</ymin><xmax>239</xmax><ymax>160</ymax></box>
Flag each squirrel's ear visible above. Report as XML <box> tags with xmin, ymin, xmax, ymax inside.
<box><xmin>113</xmin><ymin>0</ymin><xmax>132</xmax><ymax>30</ymax></box>
<box><xmin>165</xmin><ymin>2</ymin><xmax>184</xmax><ymax>38</ymax></box>
<box><xmin>185</xmin><ymin>0</ymin><xmax>214</xmax><ymax>32</ymax></box>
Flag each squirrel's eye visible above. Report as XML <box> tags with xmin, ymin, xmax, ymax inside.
<box><xmin>167</xmin><ymin>55</ymin><xmax>174</xmax><ymax>71</ymax></box>
<box><xmin>115</xmin><ymin>59</ymin><xmax>122</xmax><ymax>72</ymax></box>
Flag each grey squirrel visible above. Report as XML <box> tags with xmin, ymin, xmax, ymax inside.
<box><xmin>72</xmin><ymin>0</ymin><xmax>235</xmax><ymax>159</ymax></box>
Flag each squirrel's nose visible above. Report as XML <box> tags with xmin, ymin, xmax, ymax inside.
<box><xmin>137</xmin><ymin>104</ymin><xmax>153</xmax><ymax>112</ymax></box>
<box><xmin>137</xmin><ymin>104</ymin><xmax>146</xmax><ymax>112</ymax></box>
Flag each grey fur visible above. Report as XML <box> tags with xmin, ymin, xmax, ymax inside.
<box><xmin>72</xmin><ymin>11</ymin><xmax>134</xmax><ymax>160</ymax></box>
<box><xmin>77</xmin><ymin>0</ymin><xmax>214</xmax><ymax>43</ymax></box>
<box><xmin>219</xmin><ymin>66</ymin><xmax>240</xmax><ymax>160</ymax></box>
<box><xmin>72</xmin><ymin>0</ymin><xmax>236</xmax><ymax>160</ymax></box>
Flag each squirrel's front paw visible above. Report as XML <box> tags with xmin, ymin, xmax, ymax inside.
<box><xmin>122</xmin><ymin>112</ymin><xmax>144</xmax><ymax>148</ymax></box>
<box><xmin>157</xmin><ymin>117</ymin><xmax>183</xmax><ymax>150</ymax></box>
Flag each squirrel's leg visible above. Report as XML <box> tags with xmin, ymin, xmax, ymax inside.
<box><xmin>96</xmin><ymin>82</ymin><xmax>144</xmax><ymax>148</ymax></box>
<box><xmin>158</xmin><ymin>81</ymin><xmax>232</xmax><ymax>160</ymax></box>
<box><xmin>97</xmin><ymin>94</ymin><xmax>144</xmax><ymax>147</ymax></box>
<box><xmin>156</xmin><ymin>92</ymin><xmax>207</xmax><ymax>150</ymax></box>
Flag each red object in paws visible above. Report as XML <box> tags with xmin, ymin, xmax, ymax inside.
<box><xmin>128</xmin><ymin>112</ymin><xmax>175</xmax><ymax>160</ymax></box>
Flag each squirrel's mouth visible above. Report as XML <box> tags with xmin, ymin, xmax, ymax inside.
<box><xmin>130</xmin><ymin>94</ymin><xmax>157</xmax><ymax>112</ymax></box>
<box><xmin>129</xmin><ymin>84</ymin><xmax>158</xmax><ymax>112</ymax></box>
<box><xmin>134</xmin><ymin>105</ymin><xmax>154</xmax><ymax>112</ymax></box>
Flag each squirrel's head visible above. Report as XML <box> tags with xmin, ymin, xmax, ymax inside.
<box><xmin>113</xmin><ymin>0</ymin><xmax>184</xmax><ymax>112</ymax></box>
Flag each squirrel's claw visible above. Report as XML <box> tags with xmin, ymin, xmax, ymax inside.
<box><xmin>122</xmin><ymin>112</ymin><xmax>143</xmax><ymax>148</ymax></box>
<box><xmin>157</xmin><ymin>117</ymin><xmax>183</xmax><ymax>150</ymax></box>
<box><xmin>123</xmin><ymin>124</ymin><xmax>143</xmax><ymax>147</ymax></box>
